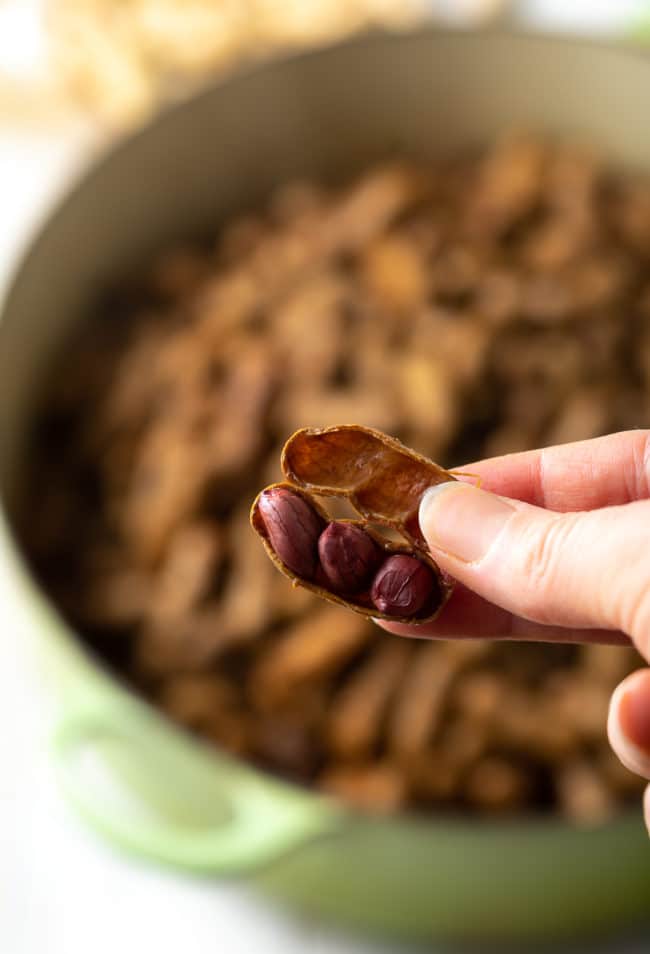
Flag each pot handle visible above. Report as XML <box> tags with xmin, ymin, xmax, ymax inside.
<box><xmin>52</xmin><ymin>693</ymin><xmax>339</xmax><ymax>874</ymax></box>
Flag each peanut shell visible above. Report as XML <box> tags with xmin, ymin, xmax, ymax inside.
<box><xmin>252</xmin><ymin>426</ymin><xmax>456</xmax><ymax>623</ymax></box>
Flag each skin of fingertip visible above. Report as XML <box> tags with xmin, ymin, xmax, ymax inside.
<box><xmin>618</xmin><ymin>671</ymin><xmax>650</xmax><ymax>755</ymax></box>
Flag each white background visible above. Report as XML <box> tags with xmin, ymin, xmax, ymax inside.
<box><xmin>1</xmin><ymin>3</ymin><xmax>650</xmax><ymax>952</ymax></box>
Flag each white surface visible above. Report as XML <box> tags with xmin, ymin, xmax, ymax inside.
<box><xmin>0</xmin><ymin>1</ymin><xmax>48</xmax><ymax>81</ymax></box>
<box><xmin>519</xmin><ymin>0</ymin><xmax>647</xmax><ymax>32</ymax></box>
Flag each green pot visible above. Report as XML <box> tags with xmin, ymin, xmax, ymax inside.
<box><xmin>1</xmin><ymin>29</ymin><xmax>650</xmax><ymax>944</ymax></box>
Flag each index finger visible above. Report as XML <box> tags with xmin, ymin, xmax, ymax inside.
<box><xmin>457</xmin><ymin>430</ymin><xmax>650</xmax><ymax>512</ymax></box>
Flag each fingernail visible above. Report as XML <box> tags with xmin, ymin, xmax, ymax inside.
<box><xmin>618</xmin><ymin>672</ymin><xmax>650</xmax><ymax>755</ymax></box>
<box><xmin>419</xmin><ymin>482</ymin><xmax>515</xmax><ymax>563</ymax></box>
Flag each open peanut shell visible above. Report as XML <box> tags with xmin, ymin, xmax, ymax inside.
<box><xmin>282</xmin><ymin>425</ymin><xmax>455</xmax><ymax>546</ymax></box>
<box><xmin>250</xmin><ymin>426</ymin><xmax>457</xmax><ymax>624</ymax></box>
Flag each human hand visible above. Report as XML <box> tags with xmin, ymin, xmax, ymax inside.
<box><xmin>381</xmin><ymin>430</ymin><xmax>650</xmax><ymax>831</ymax></box>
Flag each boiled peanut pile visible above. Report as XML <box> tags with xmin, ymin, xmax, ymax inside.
<box><xmin>21</xmin><ymin>135</ymin><xmax>650</xmax><ymax>820</ymax></box>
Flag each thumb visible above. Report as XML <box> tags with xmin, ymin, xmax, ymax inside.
<box><xmin>419</xmin><ymin>482</ymin><xmax>650</xmax><ymax>652</ymax></box>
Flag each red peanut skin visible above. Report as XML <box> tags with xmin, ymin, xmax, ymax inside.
<box><xmin>371</xmin><ymin>554</ymin><xmax>437</xmax><ymax>617</ymax></box>
<box><xmin>251</xmin><ymin>478</ymin><xmax>451</xmax><ymax>624</ymax></box>
<box><xmin>318</xmin><ymin>522</ymin><xmax>383</xmax><ymax>594</ymax></box>
<box><xmin>257</xmin><ymin>487</ymin><xmax>323</xmax><ymax>579</ymax></box>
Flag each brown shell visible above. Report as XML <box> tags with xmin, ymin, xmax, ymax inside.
<box><xmin>251</xmin><ymin>426</ymin><xmax>456</xmax><ymax>624</ymax></box>
<box><xmin>281</xmin><ymin>424</ymin><xmax>454</xmax><ymax>546</ymax></box>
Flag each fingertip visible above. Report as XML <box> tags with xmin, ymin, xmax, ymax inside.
<box><xmin>608</xmin><ymin>669</ymin><xmax>650</xmax><ymax>780</ymax></box>
<box><xmin>619</xmin><ymin>669</ymin><xmax>650</xmax><ymax>751</ymax></box>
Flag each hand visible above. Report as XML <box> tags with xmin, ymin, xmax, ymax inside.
<box><xmin>381</xmin><ymin>430</ymin><xmax>650</xmax><ymax>832</ymax></box>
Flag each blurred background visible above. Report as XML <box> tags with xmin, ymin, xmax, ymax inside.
<box><xmin>3</xmin><ymin>3</ymin><xmax>650</xmax><ymax>954</ymax></box>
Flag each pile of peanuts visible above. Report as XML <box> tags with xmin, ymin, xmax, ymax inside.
<box><xmin>47</xmin><ymin>0</ymin><xmax>428</xmax><ymax>126</ymax></box>
<box><xmin>22</xmin><ymin>135</ymin><xmax>650</xmax><ymax>820</ymax></box>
